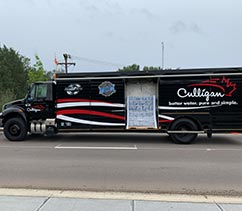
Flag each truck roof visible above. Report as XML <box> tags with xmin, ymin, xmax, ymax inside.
<box><xmin>55</xmin><ymin>67</ymin><xmax>242</xmax><ymax>80</ymax></box>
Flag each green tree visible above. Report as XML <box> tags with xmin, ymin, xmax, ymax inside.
<box><xmin>0</xmin><ymin>45</ymin><xmax>29</xmax><ymax>110</ymax></box>
<box><xmin>118</xmin><ymin>64</ymin><xmax>162</xmax><ymax>72</ymax></box>
<box><xmin>0</xmin><ymin>89</ymin><xmax>16</xmax><ymax>110</ymax></box>
<box><xmin>143</xmin><ymin>66</ymin><xmax>162</xmax><ymax>71</ymax></box>
<box><xmin>118</xmin><ymin>64</ymin><xmax>140</xmax><ymax>72</ymax></box>
<box><xmin>28</xmin><ymin>54</ymin><xmax>50</xmax><ymax>85</ymax></box>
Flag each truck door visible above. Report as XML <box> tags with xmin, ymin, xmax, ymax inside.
<box><xmin>126</xmin><ymin>79</ymin><xmax>158</xmax><ymax>129</ymax></box>
<box><xmin>26</xmin><ymin>82</ymin><xmax>55</xmax><ymax>120</ymax></box>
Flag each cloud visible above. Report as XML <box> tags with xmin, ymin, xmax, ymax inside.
<box><xmin>190</xmin><ymin>23</ymin><xmax>203</xmax><ymax>34</ymax></box>
<box><xmin>79</xmin><ymin>0</ymin><xmax>123</xmax><ymax>16</ymax></box>
<box><xmin>105</xmin><ymin>32</ymin><xmax>114</xmax><ymax>38</ymax></box>
<box><xmin>103</xmin><ymin>0</ymin><xmax>121</xmax><ymax>10</ymax></box>
<box><xmin>85</xmin><ymin>4</ymin><xmax>99</xmax><ymax>12</ymax></box>
<box><xmin>140</xmin><ymin>8</ymin><xmax>160</xmax><ymax>21</ymax></box>
<box><xmin>129</xmin><ymin>8</ymin><xmax>160</xmax><ymax>21</ymax></box>
<box><xmin>169</xmin><ymin>21</ymin><xmax>203</xmax><ymax>35</ymax></box>
<box><xmin>170</xmin><ymin>21</ymin><xmax>187</xmax><ymax>34</ymax></box>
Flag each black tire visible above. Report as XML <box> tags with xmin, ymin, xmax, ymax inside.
<box><xmin>4</xmin><ymin>117</ymin><xmax>27</xmax><ymax>141</ymax></box>
<box><xmin>169</xmin><ymin>118</ymin><xmax>198</xmax><ymax>144</ymax></box>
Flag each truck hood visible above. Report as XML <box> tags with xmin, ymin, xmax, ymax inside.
<box><xmin>2</xmin><ymin>99</ymin><xmax>25</xmax><ymax>111</ymax></box>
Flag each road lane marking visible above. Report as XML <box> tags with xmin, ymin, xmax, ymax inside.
<box><xmin>0</xmin><ymin>145</ymin><xmax>242</xmax><ymax>151</ymax></box>
<box><xmin>0</xmin><ymin>145</ymin><xmax>54</xmax><ymax>149</ymax></box>
<box><xmin>55</xmin><ymin>145</ymin><xmax>138</xmax><ymax>150</ymax></box>
<box><xmin>205</xmin><ymin>148</ymin><xmax>242</xmax><ymax>151</ymax></box>
<box><xmin>132</xmin><ymin>147</ymin><xmax>242</xmax><ymax>151</ymax></box>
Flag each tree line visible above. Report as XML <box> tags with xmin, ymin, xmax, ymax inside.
<box><xmin>0</xmin><ymin>45</ymin><xmax>163</xmax><ymax>111</ymax></box>
<box><xmin>0</xmin><ymin>45</ymin><xmax>51</xmax><ymax>110</ymax></box>
<box><xmin>118</xmin><ymin>64</ymin><xmax>162</xmax><ymax>72</ymax></box>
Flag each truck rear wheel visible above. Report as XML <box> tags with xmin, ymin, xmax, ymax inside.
<box><xmin>4</xmin><ymin>117</ymin><xmax>27</xmax><ymax>141</ymax></box>
<box><xmin>169</xmin><ymin>118</ymin><xmax>198</xmax><ymax>144</ymax></box>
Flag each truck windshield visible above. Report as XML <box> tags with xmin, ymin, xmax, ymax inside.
<box><xmin>29</xmin><ymin>85</ymin><xmax>36</xmax><ymax>100</ymax></box>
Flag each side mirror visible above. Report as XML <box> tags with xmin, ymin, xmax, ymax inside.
<box><xmin>26</xmin><ymin>88</ymin><xmax>33</xmax><ymax>102</ymax></box>
<box><xmin>26</xmin><ymin>95</ymin><xmax>33</xmax><ymax>103</ymax></box>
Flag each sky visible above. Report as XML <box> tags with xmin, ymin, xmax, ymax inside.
<box><xmin>0</xmin><ymin>0</ymin><xmax>242</xmax><ymax>72</ymax></box>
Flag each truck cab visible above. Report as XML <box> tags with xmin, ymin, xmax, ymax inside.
<box><xmin>0</xmin><ymin>81</ymin><xmax>56</xmax><ymax>141</ymax></box>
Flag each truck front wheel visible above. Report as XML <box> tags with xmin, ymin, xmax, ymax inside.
<box><xmin>4</xmin><ymin>117</ymin><xmax>27</xmax><ymax>141</ymax></box>
<box><xmin>169</xmin><ymin>118</ymin><xmax>198</xmax><ymax>144</ymax></box>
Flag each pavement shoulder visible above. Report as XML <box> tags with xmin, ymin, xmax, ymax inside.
<box><xmin>0</xmin><ymin>188</ymin><xmax>242</xmax><ymax>204</ymax></box>
<box><xmin>1</xmin><ymin>189</ymin><xmax>242</xmax><ymax>211</ymax></box>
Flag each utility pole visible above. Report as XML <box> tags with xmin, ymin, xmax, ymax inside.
<box><xmin>58</xmin><ymin>54</ymin><xmax>76</xmax><ymax>73</ymax></box>
<box><xmin>161</xmin><ymin>42</ymin><xmax>164</xmax><ymax>69</ymax></box>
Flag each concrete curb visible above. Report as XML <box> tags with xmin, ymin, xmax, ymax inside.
<box><xmin>0</xmin><ymin>188</ymin><xmax>242</xmax><ymax>204</ymax></box>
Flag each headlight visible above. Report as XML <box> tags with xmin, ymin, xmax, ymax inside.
<box><xmin>2</xmin><ymin>103</ymin><xmax>8</xmax><ymax>111</ymax></box>
<box><xmin>0</xmin><ymin>112</ymin><xmax>2</xmax><ymax>127</ymax></box>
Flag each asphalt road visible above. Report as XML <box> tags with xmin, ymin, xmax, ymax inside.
<box><xmin>0</xmin><ymin>132</ymin><xmax>242</xmax><ymax>196</ymax></box>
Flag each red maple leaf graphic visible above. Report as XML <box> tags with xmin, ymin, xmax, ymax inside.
<box><xmin>220</xmin><ymin>76</ymin><xmax>237</xmax><ymax>96</ymax></box>
<box><xmin>188</xmin><ymin>76</ymin><xmax>237</xmax><ymax>97</ymax></box>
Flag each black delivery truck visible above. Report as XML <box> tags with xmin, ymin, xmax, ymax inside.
<box><xmin>1</xmin><ymin>67</ymin><xmax>242</xmax><ymax>144</ymax></box>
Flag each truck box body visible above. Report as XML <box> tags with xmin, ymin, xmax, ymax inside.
<box><xmin>1</xmin><ymin>67</ymin><xmax>242</xmax><ymax>143</ymax></box>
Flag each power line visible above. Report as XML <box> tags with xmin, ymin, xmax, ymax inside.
<box><xmin>72</xmin><ymin>55</ymin><xmax>125</xmax><ymax>68</ymax></box>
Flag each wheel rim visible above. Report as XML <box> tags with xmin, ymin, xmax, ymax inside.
<box><xmin>176</xmin><ymin>124</ymin><xmax>194</xmax><ymax>139</ymax></box>
<box><xmin>9</xmin><ymin>124</ymin><xmax>21</xmax><ymax>136</ymax></box>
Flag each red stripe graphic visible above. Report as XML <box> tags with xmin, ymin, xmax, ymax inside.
<box><xmin>159</xmin><ymin>120</ymin><xmax>173</xmax><ymax>123</ymax></box>
<box><xmin>57</xmin><ymin>109</ymin><xmax>125</xmax><ymax>121</ymax></box>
